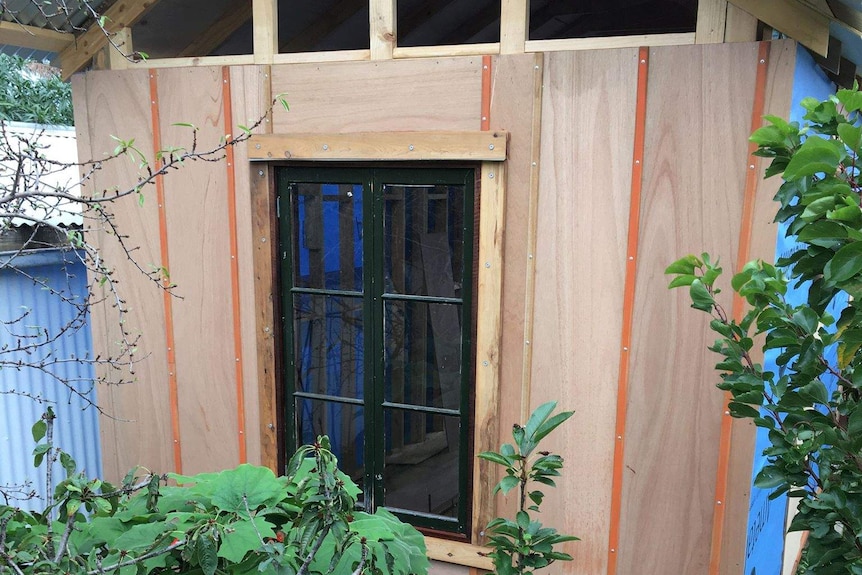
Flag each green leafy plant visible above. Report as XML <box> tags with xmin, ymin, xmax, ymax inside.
<box><xmin>0</xmin><ymin>412</ymin><xmax>428</xmax><ymax>575</ymax></box>
<box><xmin>0</xmin><ymin>54</ymin><xmax>72</xmax><ymax>126</ymax></box>
<box><xmin>478</xmin><ymin>401</ymin><xmax>578</xmax><ymax>575</ymax></box>
<box><xmin>667</xmin><ymin>87</ymin><xmax>862</xmax><ymax>573</ymax></box>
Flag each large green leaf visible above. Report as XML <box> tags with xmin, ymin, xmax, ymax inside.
<box><xmin>824</xmin><ymin>241</ymin><xmax>862</xmax><ymax>284</ymax></box>
<box><xmin>783</xmin><ymin>136</ymin><xmax>844</xmax><ymax>180</ymax></box>
<box><xmin>218</xmin><ymin>518</ymin><xmax>276</xmax><ymax>564</ymax></box>
<box><xmin>211</xmin><ymin>465</ymin><xmax>285</xmax><ymax>515</ymax></box>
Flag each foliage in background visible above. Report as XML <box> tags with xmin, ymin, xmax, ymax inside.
<box><xmin>0</xmin><ymin>54</ymin><xmax>72</xmax><ymax>126</ymax></box>
<box><xmin>478</xmin><ymin>401</ymin><xmax>578</xmax><ymax>575</ymax></box>
<box><xmin>0</xmin><ymin>412</ymin><xmax>427</xmax><ymax>575</ymax></box>
<box><xmin>667</xmin><ymin>88</ymin><xmax>862</xmax><ymax>573</ymax></box>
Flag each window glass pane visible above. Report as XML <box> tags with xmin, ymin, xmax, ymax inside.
<box><xmin>383</xmin><ymin>411</ymin><xmax>460</xmax><ymax>519</ymax></box>
<box><xmin>396</xmin><ymin>0</ymin><xmax>501</xmax><ymax>47</ymax></box>
<box><xmin>383</xmin><ymin>184</ymin><xmax>464</xmax><ymax>298</ymax></box>
<box><xmin>292</xmin><ymin>183</ymin><xmax>363</xmax><ymax>292</ymax></box>
<box><xmin>384</xmin><ymin>300</ymin><xmax>461</xmax><ymax>411</ymax></box>
<box><xmin>295</xmin><ymin>294</ymin><xmax>364</xmax><ymax>400</ymax></box>
<box><xmin>297</xmin><ymin>398</ymin><xmax>365</xmax><ymax>504</ymax></box>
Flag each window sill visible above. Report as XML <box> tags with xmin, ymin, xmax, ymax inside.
<box><xmin>425</xmin><ymin>536</ymin><xmax>493</xmax><ymax>570</ymax></box>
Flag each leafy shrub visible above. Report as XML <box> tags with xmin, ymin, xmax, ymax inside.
<box><xmin>0</xmin><ymin>411</ymin><xmax>427</xmax><ymax>575</ymax></box>
<box><xmin>667</xmin><ymin>87</ymin><xmax>862</xmax><ymax>573</ymax></box>
<box><xmin>0</xmin><ymin>54</ymin><xmax>73</xmax><ymax>126</ymax></box>
<box><xmin>478</xmin><ymin>401</ymin><xmax>578</xmax><ymax>575</ymax></box>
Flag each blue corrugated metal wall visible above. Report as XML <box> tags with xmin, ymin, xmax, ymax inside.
<box><xmin>0</xmin><ymin>248</ymin><xmax>101</xmax><ymax>511</ymax></box>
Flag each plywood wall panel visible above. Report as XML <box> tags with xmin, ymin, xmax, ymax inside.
<box><xmin>269</xmin><ymin>58</ymin><xmax>482</xmax><ymax>133</ymax></box>
<box><xmin>73</xmin><ymin>69</ymin><xmax>173</xmax><ymax>481</ymax></box>
<box><xmin>486</xmin><ymin>52</ymin><xmax>542</xmax><ymax>524</ymax></box>
<box><xmin>616</xmin><ymin>42</ymin><xmax>759</xmax><ymax>574</ymax></box>
<box><xmin>529</xmin><ymin>48</ymin><xmax>638</xmax><ymax>575</ymax></box>
<box><xmin>230</xmin><ymin>65</ymin><xmax>271</xmax><ymax>467</ymax></box>
<box><xmin>157</xmin><ymin>67</ymin><xmax>239</xmax><ymax>474</ymax></box>
<box><xmin>719</xmin><ymin>39</ymin><xmax>797</xmax><ymax>575</ymax></box>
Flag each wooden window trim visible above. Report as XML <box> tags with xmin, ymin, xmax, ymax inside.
<box><xmin>250</xmin><ymin>135</ymin><xmax>505</xmax><ymax>569</ymax></box>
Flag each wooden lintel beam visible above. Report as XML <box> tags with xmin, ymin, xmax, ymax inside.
<box><xmin>281</xmin><ymin>0</ymin><xmax>365</xmax><ymax>53</ymax></box>
<box><xmin>0</xmin><ymin>21</ymin><xmax>73</xmax><ymax>53</ymax></box>
<box><xmin>727</xmin><ymin>0</ymin><xmax>830</xmax><ymax>56</ymax></box>
<box><xmin>180</xmin><ymin>0</ymin><xmax>253</xmax><ymax>57</ymax></box>
<box><xmin>248</xmin><ymin>131</ymin><xmax>508</xmax><ymax>162</ymax></box>
<box><xmin>58</xmin><ymin>0</ymin><xmax>159</xmax><ymax>79</ymax></box>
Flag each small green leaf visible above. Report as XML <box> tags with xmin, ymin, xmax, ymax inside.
<box><xmin>31</xmin><ymin>419</ymin><xmax>47</xmax><ymax>442</ymax></box>
<box><xmin>753</xmin><ymin>466</ymin><xmax>786</xmax><ymax>490</ymax></box>
<box><xmin>496</xmin><ymin>475</ymin><xmax>520</xmax><ymax>495</ymax></box>
<box><xmin>689</xmin><ymin>279</ymin><xmax>714</xmax><ymax>312</ymax></box>
<box><xmin>665</xmin><ymin>255</ymin><xmax>700</xmax><ymax>275</ymax></box>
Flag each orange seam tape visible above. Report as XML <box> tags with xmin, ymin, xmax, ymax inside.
<box><xmin>708</xmin><ymin>40</ymin><xmax>771</xmax><ymax>575</ymax></box>
<box><xmin>222</xmin><ymin>67</ymin><xmax>248</xmax><ymax>464</ymax></box>
<box><xmin>481</xmin><ymin>55</ymin><xmax>492</xmax><ymax>131</ymax></box>
<box><xmin>149</xmin><ymin>69</ymin><xmax>183</xmax><ymax>474</ymax></box>
<box><xmin>607</xmin><ymin>45</ymin><xmax>649</xmax><ymax>575</ymax></box>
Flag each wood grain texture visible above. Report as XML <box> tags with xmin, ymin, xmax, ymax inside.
<box><xmin>696</xmin><ymin>0</ymin><xmax>729</xmax><ymax>43</ymax></box>
<box><xmin>718</xmin><ymin>39</ymin><xmax>797</xmax><ymax>575</ymax></box>
<box><xmin>616</xmin><ymin>42</ymin><xmax>759</xmax><ymax>574</ymax></box>
<box><xmin>486</xmin><ymin>53</ymin><xmax>542</xmax><ymax>523</ymax></box>
<box><xmin>73</xmin><ymin>69</ymin><xmax>173</xmax><ymax>480</ymax></box>
<box><xmin>156</xmin><ymin>67</ymin><xmax>239</xmax><ymax>474</ymax></box>
<box><xmin>248</xmin><ymin>131</ymin><xmax>507</xmax><ymax>161</ymax></box>
<box><xmin>425</xmin><ymin>538</ymin><xmax>493</xmax><ymax>570</ymax></box>
<box><xmin>369</xmin><ymin>0</ymin><xmax>397</xmax><ymax>59</ymax></box>
<box><xmin>250</xmin><ymin>166</ymin><xmax>279</xmax><ymax>471</ymax></box>
<box><xmin>230</xmin><ymin>65</ymin><xmax>270</xmax><ymax>467</ymax></box>
<box><xmin>252</xmin><ymin>0</ymin><xmax>277</xmax><ymax>64</ymax></box>
<box><xmin>270</xmin><ymin>57</ymin><xmax>482</xmax><ymax>133</ymax></box>
<box><xmin>529</xmin><ymin>49</ymin><xmax>638</xmax><ymax>575</ymax></box>
<box><xmin>515</xmin><ymin>53</ymin><xmax>545</xmax><ymax>425</ymax></box>
<box><xmin>471</xmin><ymin>162</ymin><xmax>507</xmax><ymax>542</ymax></box>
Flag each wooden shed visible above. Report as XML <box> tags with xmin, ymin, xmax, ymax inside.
<box><xmin>4</xmin><ymin>0</ymin><xmax>861</xmax><ymax>573</ymax></box>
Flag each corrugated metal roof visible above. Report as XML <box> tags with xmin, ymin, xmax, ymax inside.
<box><xmin>1</xmin><ymin>121</ymin><xmax>83</xmax><ymax>228</ymax></box>
<box><xmin>0</xmin><ymin>0</ymin><xmax>110</xmax><ymax>33</ymax></box>
<box><xmin>0</xmin><ymin>248</ymin><xmax>101</xmax><ymax>511</ymax></box>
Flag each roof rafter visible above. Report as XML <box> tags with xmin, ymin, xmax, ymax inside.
<box><xmin>0</xmin><ymin>20</ymin><xmax>73</xmax><ymax>53</ymax></box>
<box><xmin>727</xmin><ymin>0</ymin><xmax>829</xmax><ymax>56</ymax></box>
<box><xmin>58</xmin><ymin>0</ymin><xmax>159</xmax><ymax>79</ymax></box>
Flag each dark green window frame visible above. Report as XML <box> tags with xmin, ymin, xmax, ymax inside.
<box><xmin>277</xmin><ymin>165</ymin><xmax>476</xmax><ymax>535</ymax></box>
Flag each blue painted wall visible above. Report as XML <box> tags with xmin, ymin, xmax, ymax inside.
<box><xmin>744</xmin><ymin>46</ymin><xmax>836</xmax><ymax>575</ymax></box>
<box><xmin>0</xmin><ymin>248</ymin><xmax>101</xmax><ymax>512</ymax></box>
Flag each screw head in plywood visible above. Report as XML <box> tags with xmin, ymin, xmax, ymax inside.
<box><xmin>322</xmin><ymin>144</ymin><xmax>329</xmax><ymax>151</ymax></box>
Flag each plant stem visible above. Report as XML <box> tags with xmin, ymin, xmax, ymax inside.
<box><xmin>296</xmin><ymin>524</ymin><xmax>332</xmax><ymax>575</ymax></box>
<box><xmin>53</xmin><ymin>512</ymin><xmax>77</xmax><ymax>562</ymax></box>
<box><xmin>85</xmin><ymin>538</ymin><xmax>183</xmax><ymax>575</ymax></box>
<box><xmin>44</xmin><ymin>411</ymin><xmax>55</xmax><ymax>559</ymax></box>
